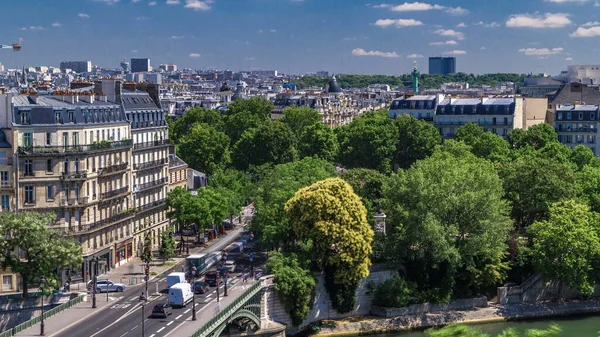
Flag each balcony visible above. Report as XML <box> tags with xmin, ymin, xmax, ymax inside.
<box><xmin>98</xmin><ymin>163</ymin><xmax>128</xmax><ymax>177</ymax></box>
<box><xmin>17</xmin><ymin>139</ymin><xmax>133</xmax><ymax>156</ymax></box>
<box><xmin>133</xmin><ymin>139</ymin><xmax>170</xmax><ymax>152</ymax></box>
<box><xmin>99</xmin><ymin>185</ymin><xmax>130</xmax><ymax>201</ymax></box>
<box><xmin>136</xmin><ymin>199</ymin><xmax>166</xmax><ymax>215</ymax></box>
<box><xmin>60</xmin><ymin>197</ymin><xmax>90</xmax><ymax>207</ymax></box>
<box><xmin>70</xmin><ymin>208</ymin><xmax>136</xmax><ymax>235</ymax></box>
<box><xmin>135</xmin><ymin>178</ymin><xmax>166</xmax><ymax>193</ymax></box>
<box><xmin>134</xmin><ymin>158</ymin><xmax>167</xmax><ymax>171</ymax></box>
<box><xmin>556</xmin><ymin>127</ymin><xmax>597</xmax><ymax>133</ymax></box>
<box><xmin>60</xmin><ymin>171</ymin><xmax>88</xmax><ymax>181</ymax></box>
<box><xmin>0</xmin><ymin>181</ymin><xmax>14</xmax><ymax>189</ymax></box>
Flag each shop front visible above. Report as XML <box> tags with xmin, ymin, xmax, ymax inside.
<box><xmin>115</xmin><ymin>237</ymin><xmax>134</xmax><ymax>268</ymax></box>
<box><xmin>82</xmin><ymin>246</ymin><xmax>113</xmax><ymax>283</ymax></box>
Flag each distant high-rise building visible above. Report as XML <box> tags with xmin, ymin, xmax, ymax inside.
<box><xmin>428</xmin><ymin>57</ymin><xmax>456</xmax><ymax>75</ymax></box>
<box><xmin>59</xmin><ymin>61</ymin><xmax>92</xmax><ymax>73</ymax></box>
<box><xmin>130</xmin><ymin>58</ymin><xmax>151</xmax><ymax>73</ymax></box>
<box><xmin>249</xmin><ymin>69</ymin><xmax>278</xmax><ymax>77</ymax></box>
<box><xmin>159</xmin><ymin>64</ymin><xmax>177</xmax><ymax>72</ymax></box>
<box><xmin>145</xmin><ymin>73</ymin><xmax>162</xmax><ymax>85</ymax></box>
<box><xmin>120</xmin><ymin>58</ymin><xmax>129</xmax><ymax>73</ymax></box>
<box><xmin>316</xmin><ymin>71</ymin><xmax>329</xmax><ymax>77</ymax></box>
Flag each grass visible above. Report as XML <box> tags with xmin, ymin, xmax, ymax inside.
<box><xmin>158</xmin><ymin>261</ymin><xmax>176</xmax><ymax>267</ymax></box>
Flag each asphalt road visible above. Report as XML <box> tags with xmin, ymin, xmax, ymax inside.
<box><xmin>54</xmin><ymin>224</ymin><xmax>250</xmax><ymax>337</ymax></box>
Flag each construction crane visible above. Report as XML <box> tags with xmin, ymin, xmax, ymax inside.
<box><xmin>0</xmin><ymin>38</ymin><xmax>22</xmax><ymax>51</ymax></box>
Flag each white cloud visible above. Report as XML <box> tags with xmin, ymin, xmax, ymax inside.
<box><xmin>78</xmin><ymin>13</ymin><xmax>91</xmax><ymax>18</ymax></box>
<box><xmin>445</xmin><ymin>7</ymin><xmax>468</xmax><ymax>15</ymax></box>
<box><xmin>506</xmin><ymin>13</ymin><xmax>571</xmax><ymax>28</ymax></box>
<box><xmin>406</xmin><ymin>53</ymin><xmax>423</xmax><ymax>58</ymax></box>
<box><xmin>373</xmin><ymin>4</ymin><xmax>390</xmax><ymax>8</ymax></box>
<box><xmin>166</xmin><ymin>0</ymin><xmax>180</xmax><ymax>4</ymax></box>
<box><xmin>270</xmin><ymin>29</ymin><xmax>277</xmax><ymax>33</ymax></box>
<box><xmin>566</xmin><ymin>57</ymin><xmax>573</xmax><ymax>60</ymax></box>
<box><xmin>570</xmin><ymin>26</ymin><xmax>600</xmax><ymax>37</ymax></box>
<box><xmin>132</xmin><ymin>0</ymin><xmax>141</xmax><ymax>2</ymax></box>
<box><xmin>131</xmin><ymin>49</ymin><xmax>139</xmax><ymax>53</ymax></box>
<box><xmin>474</xmin><ymin>21</ymin><xmax>500</xmax><ymax>28</ymax></box>
<box><xmin>184</xmin><ymin>0</ymin><xmax>211</xmax><ymax>10</ymax></box>
<box><xmin>518</xmin><ymin>47</ymin><xmax>564</xmax><ymax>56</ymax></box>
<box><xmin>352</xmin><ymin>48</ymin><xmax>400</xmax><ymax>58</ymax></box>
<box><xmin>374</xmin><ymin>18</ymin><xmax>423</xmax><ymax>28</ymax></box>
<box><xmin>148</xmin><ymin>1</ymin><xmax>157</xmax><ymax>5</ymax></box>
<box><xmin>171</xmin><ymin>35</ymin><xmax>185</xmax><ymax>39</ymax></box>
<box><xmin>93</xmin><ymin>0</ymin><xmax>120</xmax><ymax>3</ymax></box>
<box><xmin>443</xmin><ymin>50</ymin><xmax>467</xmax><ymax>55</ymax></box>
<box><xmin>545</xmin><ymin>0</ymin><xmax>588</xmax><ymax>2</ymax></box>
<box><xmin>429</xmin><ymin>40</ymin><xmax>458</xmax><ymax>45</ymax></box>
<box><xmin>20</xmin><ymin>26</ymin><xmax>44</xmax><ymax>31</ymax></box>
<box><xmin>382</xmin><ymin>2</ymin><xmax>467</xmax><ymax>15</ymax></box>
<box><xmin>582</xmin><ymin>21</ymin><xmax>600</xmax><ymax>27</ymax></box>
<box><xmin>456</xmin><ymin>22</ymin><xmax>467</xmax><ymax>28</ymax></box>
<box><xmin>434</xmin><ymin>29</ymin><xmax>465</xmax><ymax>40</ymax></box>
<box><xmin>480</xmin><ymin>46</ymin><xmax>486</xmax><ymax>50</ymax></box>
<box><xmin>52</xmin><ymin>22</ymin><xmax>61</xmax><ymax>27</ymax></box>
<box><xmin>188</xmin><ymin>53</ymin><xmax>201</xmax><ymax>57</ymax></box>
<box><xmin>343</xmin><ymin>37</ymin><xmax>357</xmax><ymax>41</ymax></box>
<box><xmin>596</xmin><ymin>0</ymin><xmax>600</xmax><ymax>6</ymax></box>
<box><xmin>244</xmin><ymin>57</ymin><xmax>255</xmax><ymax>60</ymax></box>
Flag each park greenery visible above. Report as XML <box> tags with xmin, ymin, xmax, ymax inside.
<box><xmin>166</xmin><ymin>97</ymin><xmax>600</xmax><ymax>325</ymax></box>
<box><xmin>293</xmin><ymin>73</ymin><xmax>531</xmax><ymax>90</ymax></box>
<box><xmin>425</xmin><ymin>324</ymin><xmax>562</xmax><ymax>337</ymax></box>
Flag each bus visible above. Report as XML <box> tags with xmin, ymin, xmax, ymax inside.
<box><xmin>185</xmin><ymin>251</ymin><xmax>223</xmax><ymax>277</ymax></box>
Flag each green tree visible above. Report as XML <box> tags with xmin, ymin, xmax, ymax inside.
<box><xmin>223</xmin><ymin>112</ymin><xmax>269</xmax><ymax>145</ymax></box>
<box><xmin>231</xmin><ymin>121</ymin><xmax>297</xmax><ymax>171</ymax></box>
<box><xmin>169</xmin><ymin>107</ymin><xmax>224</xmax><ymax>143</ymax></box>
<box><xmin>0</xmin><ymin>212</ymin><xmax>82</xmax><ymax>296</ymax></box>
<box><xmin>456</xmin><ymin>124</ymin><xmax>510</xmax><ymax>162</ymax></box>
<box><xmin>425</xmin><ymin>324</ymin><xmax>562</xmax><ymax>337</ymax></box>
<box><xmin>178</xmin><ymin>123</ymin><xmax>230</xmax><ymax>175</ymax></box>
<box><xmin>499</xmin><ymin>155</ymin><xmax>578</xmax><ymax>230</ymax></box>
<box><xmin>340</xmin><ymin>168</ymin><xmax>387</xmax><ymax>219</ymax></box>
<box><xmin>266</xmin><ymin>252</ymin><xmax>316</xmax><ymax>326</ymax></box>
<box><xmin>140</xmin><ymin>234</ymin><xmax>153</xmax><ymax>265</ymax></box>
<box><xmin>286</xmin><ymin>178</ymin><xmax>374</xmax><ymax>313</ymax></box>
<box><xmin>159</xmin><ymin>230</ymin><xmax>176</xmax><ymax>261</ymax></box>
<box><xmin>577</xmin><ymin>165</ymin><xmax>600</xmax><ymax>213</ymax></box>
<box><xmin>508</xmin><ymin>123</ymin><xmax>558</xmax><ymax>150</ymax></box>
<box><xmin>225</xmin><ymin>97</ymin><xmax>274</xmax><ymax>119</ymax></box>
<box><xmin>252</xmin><ymin>158</ymin><xmax>337</xmax><ymax>249</ymax></box>
<box><xmin>281</xmin><ymin>106</ymin><xmax>322</xmax><ymax>135</ymax></box>
<box><xmin>167</xmin><ymin>187</ymin><xmax>197</xmax><ymax>254</ymax></box>
<box><xmin>197</xmin><ymin>187</ymin><xmax>229</xmax><ymax>234</ymax></box>
<box><xmin>529</xmin><ymin>200</ymin><xmax>600</xmax><ymax>296</ymax></box>
<box><xmin>384</xmin><ymin>142</ymin><xmax>511</xmax><ymax>300</ymax></box>
<box><xmin>298</xmin><ymin>123</ymin><xmax>339</xmax><ymax>161</ymax></box>
<box><xmin>336</xmin><ymin>114</ymin><xmax>398</xmax><ymax>172</ymax></box>
<box><xmin>372</xmin><ymin>276</ymin><xmax>415</xmax><ymax>308</ymax></box>
<box><xmin>394</xmin><ymin>115</ymin><xmax>442</xmax><ymax>170</ymax></box>
<box><xmin>571</xmin><ymin>145</ymin><xmax>600</xmax><ymax>170</ymax></box>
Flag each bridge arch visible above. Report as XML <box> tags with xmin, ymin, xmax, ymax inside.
<box><xmin>212</xmin><ymin>309</ymin><xmax>261</xmax><ymax>337</ymax></box>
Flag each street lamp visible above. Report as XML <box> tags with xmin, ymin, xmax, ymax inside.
<box><xmin>40</xmin><ymin>276</ymin><xmax>46</xmax><ymax>336</ymax></box>
<box><xmin>191</xmin><ymin>266</ymin><xmax>197</xmax><ymax>321</ymax></box>
<box><xmin>373</xmin><ymin>211</ymin><xmax>387</xmax><ymax>236</ymax></box>
<box><xmin>216</xmin><ymin>271</ymin><xmax>220</xmax><ymax>303</ymax></box>
<box><xmin>224</xmin><ymin>274</ymin><xmax>228</xmax><ymax>297</ymax></box>
<box><xmin>139</xmin><ymin>293</ymin><xmax>147</xmax><ymax>337</ymax></box>
<box><xmin>144</xmin><ymin>262</ymin><xmax>149</xmax><ymax>297</ymax></box>
<box><xmin>91</xmin><ymin>256</ymin><xmax>98</xmax><ymax>308</ymax></box>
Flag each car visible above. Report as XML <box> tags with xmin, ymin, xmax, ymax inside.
<box><xmin>222</xmin><ymin>220</ymin><xmax>234</xmax><ymax>230</ymax></box>
<box><xmin>224</xmin><ymin>260</ymin><xmax>236</xmax><ymax>273</ymax></box>
<box><xmin>87</xmin><ymin>280</ymin><xmax>126</xmax><ymax>293</ymax></box>
<box><xmin>204</xmin><ymin>271</ymin><xmax>222</xmax><ymax>286</ymax></box>
<box><xmin>193</xmin><ymin>281</ymin><xmax>209</xmax><ymax>294</ymax></box>
<box><xmin>151</xmin><ymin>303</ymin><xmax>173</xmax><ymax>318</ymax></box>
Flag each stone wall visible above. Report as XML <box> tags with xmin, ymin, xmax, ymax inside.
<box><xmin>371</xmin><ymin>297</ymin><xmax>488</xmax><ymax>318</ymax></box>
<box><xmin>264</xmin><ymin>269</ymin><xmax>397</xmax><ymax>332</ymax></box>
<box><xmin>497</xmin><ymin>275</ymin><xmax>600</xmax><ymax>304</ymax></box>
<box><xmin>0</xmin><ymin>293</ymin><xmax>74</xmax><ymax>332</ymax></box>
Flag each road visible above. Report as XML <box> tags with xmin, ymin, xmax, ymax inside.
<box><xmin>54</xmin><ymin>225</ymin><xmax>250</xmax><ymax>337</ymax></box>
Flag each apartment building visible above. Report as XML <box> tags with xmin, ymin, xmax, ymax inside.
<box><xmin>555</xmin><ymin>104</ymin><xmax>599</xmax><ymax>154</ymax></box>
<box><xmin>388</xmin><ymin>94</ymin><xmax>444</xmax><ymax>122</ymax></box>
<box><xmin>434</xmin><ymin>98</ymin><xmax>524</xmax><ymax>139</ymax></box>
<box><xmin>168</xmin><ymin>153</ymin><xmax>188</xmax><ymax>192</ymax></box>
<box><xmin>8</xmin><ymin>92</ymin><xmax>133</xmax><ymax>282</ymax></box>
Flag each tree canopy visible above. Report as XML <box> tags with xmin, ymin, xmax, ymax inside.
<box><xmin>394</xmin><ymin>115</ymin><xmax>442</xmax><ymax>170</ymax></box>
<box><xmin>178</xmin><ymin>123</ymin><xmax>230</xmax><ymax>175</ymax></box>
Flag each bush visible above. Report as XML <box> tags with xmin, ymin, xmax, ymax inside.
<box><xmin>373</xmin><ymin>276</ymin><xmax>415</xmax><ymax>308</ymax></box>
<box><xmin>266</xmin><ymin>252</ymin><xmax>316</xmax><ymax>326</ymax></box>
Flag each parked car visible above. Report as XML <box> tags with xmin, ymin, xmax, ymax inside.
<box><xmin>193</xmin><ymin>281</ymin><xmax>209</xmax><ymax>294</ymax></box>
<box><xmin>151</xmin><ymin>303</ymin><xmax>173</xmax><ymax>318</ymax></box>
<box><xmin>224</xmin><ymin>260</ymin><xmax>236</xmax><ymax>273</ymax></box>
<box><xmin>222</xmin><ymin>220</ymin><xmax>234</xmax><ymax>230</ymax></box>
<box><xmin>87</xmin><ymin>280</ymin><xmax>126</xmax><ymax>293</ymax></box>
<box><xmin>205</xmin><ymin>271</ymin><xmax>222</xmax><ymax>286</ymax></box>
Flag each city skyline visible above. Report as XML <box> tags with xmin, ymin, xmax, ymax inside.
<box><xmin>0</xmin><ymin>0</ymin><xmax>600</xmax><ymax>75</ymax></box>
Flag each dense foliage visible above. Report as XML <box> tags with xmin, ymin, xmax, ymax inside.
<box><xmin>293</xmin><ymin>73</ymin><xmax>530</xmax><ymax>90</ymax></box>
<box><xmin>372</xmin><ymin>276</ymin><xmax>415</xmax><ymax>308</ymax></box>
<box><xmin>425</xmin><ymin>324</ymin><xmax>562</xmax><ymax>337</ymax></box>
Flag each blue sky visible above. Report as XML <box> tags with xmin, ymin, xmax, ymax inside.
<box><xmin>1</xmin><ymin>0</ymin><xmax>600</xmax><ymax>75</ymax></box>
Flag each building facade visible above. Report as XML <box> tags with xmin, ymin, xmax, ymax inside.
<box><xmin>555</xmin><ymin>104</ymin><xmax>599</xmax><ymax>154</ymax></box>
<box><xmin>130</xmin><ymin>58</ymin><xmax>151</xmax><ymax>73</ymax></box>
<box><xmin>59</xmin><ymin>61</ymin><xmax>92</xmax><ymax>73</ymax></box>
<box><xmin>429</xmin><ymin>57</ymin><xmax>456</xmax><ymax>75</ymax></box>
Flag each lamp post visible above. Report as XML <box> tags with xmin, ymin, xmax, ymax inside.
<box><xmin>92</xmin><ymin>256</ymin><xmax>98</xmax><ymax>308</ymax></box>
<box><xmin>373</xmin><ymin>211</ymin><xmax>387</xmax><ymax>236</ymax></box>
<box><xmin>224</xmin><ymin>275</ymin><xmax>228</xmax><ymax>297</ymax></box>
<box><xmin>216</xmin><ymin>271</ymin><xmax>220</xmax><ymax>303</ymax></box>
<box><xmin>40</xmin><ymin>276</ymin><xmax>46</xmax><ymax>336</ymax></box>
<box><xmin>144</xmin><ymin>262</ymin><xmax>149</xmax><ymax>297</ymax></box>
<box><xmin>191</xmin><ymin>266</ymin><xmax>197</xmax><ymax>320</ymax></box>
<box><xmin>139</xmin><ymin>293</ymin><xmax>147</xmax><ymax>337</ymax></box>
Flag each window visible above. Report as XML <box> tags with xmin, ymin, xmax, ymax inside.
<box><xmin>72</xmin><ymin>132</ymin><xmax>79</xmax><ymax>146</ymax></box>
<box><xmin>45</xmin><ymin>132</ymin><xmax>52</xmax><ymax>146</ymax></box>
<box><xmin>63</xmin><ymin>132</ymin><xmax>69</xmax><ymax>147</ymax></box>
<box><xmin>92</xmin><ymin>181</ymin><xmax>96</xmax><ymax>198</ymax></box>
<box><xmin>567</xmin><ymin>112</ymin><xmax>572</xmax><ymax>120</ymax></box>
<box><xmin>74</xmin><ymin>185</ymin><xmax>80</xmax><ymax>199</ymax></box>
<box><xmin>557</xmin><ymin>113</ymin><xmax>563</xmax><ymax>120</ymax></box>
<box><xmin>75</xmin><ymin>158</ymin><xmax>80</xmax><ymax>173</ymax></box>
<box><xmin>55</xmin><ymin>111</ymin><xmax>61</xmax><ymax>123</ymax></box>
<box><xmin>1</xmin><ymin>195</ymin><xmax>9</xmax><ymax>210</ymax></box>
<box><xmin>24</xmin><ymin>186</ymin><xmax>34</xmax><ymax>204</ymax></box>
<box><xmin>579</xmin><ymin>113</ymin><xmax>584</xmax><ymax>120</ymax></box>
<box><xmin>592</xmin><ymin>113</ymin><xmax>596</xmax><ymax>120</ymax></box>
<box><xmin>46</xmin><ymin>159</ymin><xmax>52</xmax><ymax>173</ymax></box>
<box><xmin>24</xmin><ymin>160</ymin><xmax>33</xmax><ymax>177</ymax></box>
<box><xmin>21</xmin><ymin>111</ymin><xmax>30</xmax><ymax>125</ymax></box>
<box><xmin>68</xmin><ymin>110</ymin><xmax>75</xmax><ymax>123</ymax></box>
<box><xmin>64</xmin><ymin>158</ymin><xmax>69</xmax><ymax>174</ymax></box>
<box><xmin>23</xmin><ymin>132</ymin><xmax>32</xmax><ymax>147</ymax></box>
<box><xmin>0</xmin><ymin>171</ymin><xmax>7</xmax><ymax>182</ymax></box>
<box><xmin>2</xmin><ymin>275</ymin><xmax>12</xmax><ymax>290</ymax></box>
<box><xmin>47</xmin><ymin>185</ymin><xmax>54</xmax><ymax>200</ymax></box>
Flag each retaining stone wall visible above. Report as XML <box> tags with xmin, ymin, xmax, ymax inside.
<box><xmin>371</xmin><ymin>297</ymin><xmax>488</xmax><ymax>317</ymax></box>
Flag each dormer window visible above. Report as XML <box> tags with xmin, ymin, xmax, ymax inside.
<box><xmin>579</xmin><ymin>113</ymin><xmax>584</xmax><ymax>120</ymax></box>
<box><xmin>591</xmin><ymin>113</ymin><xmax>595</xmax><ymax>120</ymax></box>
<box><xmin>557</xmin><ymin>113</ymin><xmax>563</xmax><ymax>120</ymax></box>
<box><xmin>55</xmin><ymin>111</ymin><xmax>61</xmax><ymax>123</ymax></box>
<box><xmin>567</xmin><ymin>112</ymin><xmax>572</xmax><ymax>120</ymax></box>
<box><xmin>21</xmin><ymin>111</ymin><xmax>30</xmax><ymax>125</ymax></box>
<box><xmin>68</xmin><ymin>110</ymin><xmax>75</xmax><ymax>123</ymax></box>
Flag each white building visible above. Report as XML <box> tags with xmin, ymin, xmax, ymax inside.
<box><xmin>555</xmin><ymin>104</ymin><xmax>599</xmax><ymax>154</ymax></box>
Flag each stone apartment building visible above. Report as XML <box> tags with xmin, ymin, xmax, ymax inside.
<box><xmin>555</xmin><ymin>104</ymin><xmax>599</xmax><ymax>154</ymax></box>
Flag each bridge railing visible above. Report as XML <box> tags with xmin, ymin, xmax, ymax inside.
<box><xmin>190</xmin><ymin>280</ymin><xmax>263</xmax><ymax>337</ymax></box>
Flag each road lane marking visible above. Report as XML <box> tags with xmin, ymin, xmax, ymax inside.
<box><xmin>175</xmin><ymin>314</ymin><xmax>183</xmax><ymax>320</ymax></box>
<box><xmin>157</xmin><ymin>327</ymin><xmax>166</xmax><ymax>333</ymax></box>
<box><xmin>132</xmin><ymin>325</ymin><xmax>139</xmax><ymax>331</ymax></box>
<box><xmin>167</xmin><ymin>321</ymin><xmax>174</xmax><ymax>326</ymax></box>
<box><xmin>164</xmin><ymin>321</ymin><xmax>186</xmax><ymax>337</ymax></box>
<box><xmin>184</xmin><ymin>309</ymin><xmax>191</xmax><ymax>314</ymax></box>
<box><xmin>149</xmin><ymin>334</ymin><xmax>155</xmax><ymax>337</ymax></box>
<box><xmin>120</xmin><ymin>333</ymin><xmax>129</xmax><ymax>337</ymax></box>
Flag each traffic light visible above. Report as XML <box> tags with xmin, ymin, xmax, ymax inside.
<box><xmin>144</xmin><ymin>266</ymin><xmax>149</xmax><ymax>277</ymax></box>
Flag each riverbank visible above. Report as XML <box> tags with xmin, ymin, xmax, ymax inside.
<box><xmin>313</xmin><ymin>299</ymin><xmax>600</xmax><ymax>336</ymax></box>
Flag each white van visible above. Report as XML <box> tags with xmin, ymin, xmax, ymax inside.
<box><xmin>166</xmin><ymin>272</ymin><xmax>186</xmax><ymax>288</ymax></box>
<box><xmin>168</xmin><ymin>283</ymin><xmax>194</xmax><ymax>307</ymax></box>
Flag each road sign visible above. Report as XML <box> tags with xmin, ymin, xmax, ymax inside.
<box><xmin>249</xmin><ymin>253</ymin><xmax>254</xmax><ymax>262</ymax></box>
<box><xmin>144</xmin><ymin>275</ymin><xmax>149</xmax><ymax>282</ymax></box>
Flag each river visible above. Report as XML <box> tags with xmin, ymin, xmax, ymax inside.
<box><xmin>373</xmin><ymin>314</ymin><xmax>600</xmax><ymax>336</ymax></box>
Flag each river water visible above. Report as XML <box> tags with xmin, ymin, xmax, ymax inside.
<box><xmin>374</xmin><ymin>314</ymin><xmax>600</xmax><ymax>336</ymax></box>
